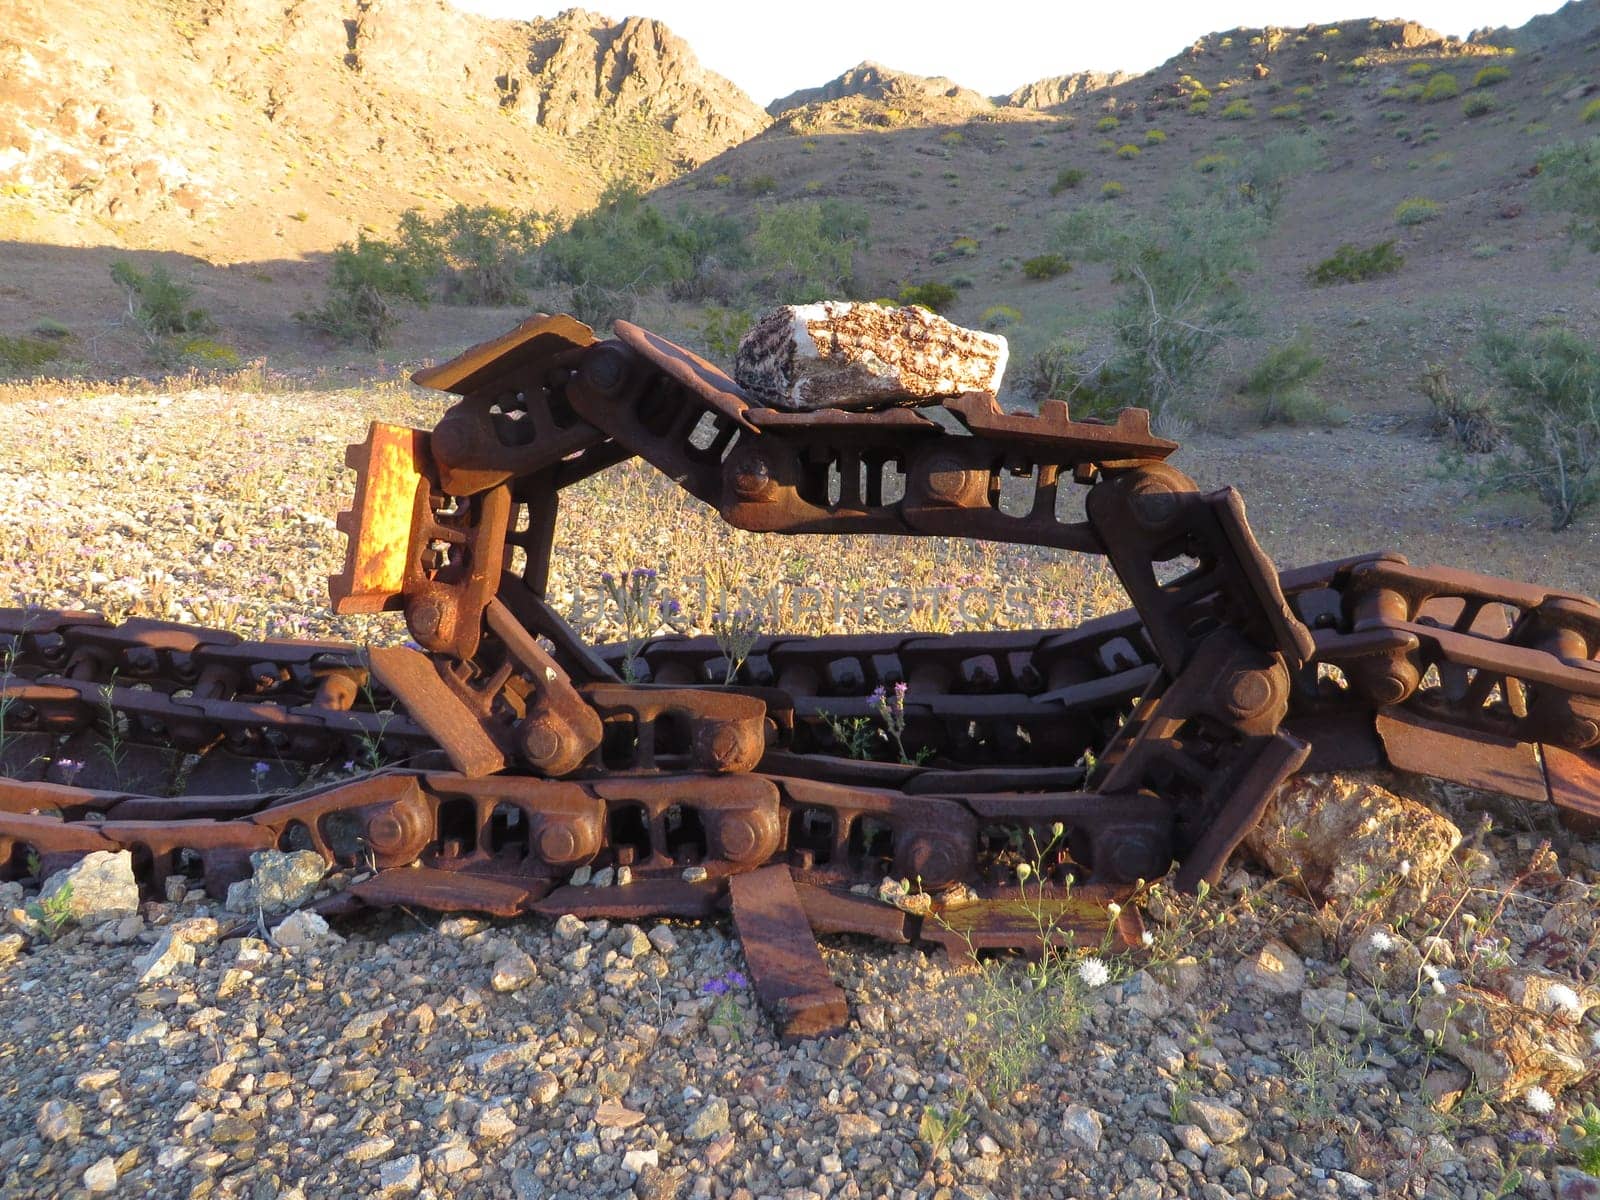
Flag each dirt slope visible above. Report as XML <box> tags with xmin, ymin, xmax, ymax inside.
<box><xmin>0</xmin><ymin>0</ymin><xmax>769</xmax><ymax>260</ymax></box>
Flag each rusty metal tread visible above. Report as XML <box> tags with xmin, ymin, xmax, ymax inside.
<box><xmin>730</xmin><ymin>866</ymin><xmax>850</xmax><ymax>1041</ymax></box>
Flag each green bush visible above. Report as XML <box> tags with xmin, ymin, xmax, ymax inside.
<box><xmin>1394</xmin><ymin>197</ymin><xmax>1441</xmax><ymax>225</ymax></box>
<box><xmin>1101</xmin><ymin>181</ymin><xmax>1125</xmax><ymax>198</ymax></box>
<box><xmin>1220</xmin><ymin>100</ymin><xmax>1254</xmax><ymax>120</ymax></box>
<box><xmin>1473</xmin><ymin>65</ymin><xmax>1511</xmax><ymax>88</ymax></box>
<box><xmin>0</xmin><ymin>334</ymin><xmax>63</xmax><ymax>376</ymax></box>
<box><xmin>698</xmin><ymin>305</ymin><xmax>756</xmax><ymax>361</ymax></box>
<box><xmin>298</xmin><ymin>235</ymin><xmax>430</xmax><ymax>348</ymax></box>
<box><xmin>1188</xmin><ymin>99</ymin><xmax>1210</xmax><ymax>115</ymax></box>
<box><xmin>938</xmin><ymin>130</ymin><xmax>965</xmax><ymax>146</ymax></box>
<box><xmin>1462</xmin><ymin>94</ymin><xmax>1497</xmax><ymax>118</ymax></box>
<box><xmin>897</xmin><ymin>282</ymin><xmax>958</xmax><ymax>312</ymax></box>
<box><xmin>1049</xmin><ymin>192</ymin><xmax>1263</xmax><ymax>421</ymax></box>
<box><xmin>1293</xmin><ymin>85</ymin><xmax>1316</xmax><ymax>99</ymax></box>
<box><xmin>1476</xmin><ymin>324</ymin><xmax>1600</xmax><ymax>529</ymax></box>
<box><xmin>174</xmin><ymin>337</ymin><xmax>241</xmax><ymax>368</ymax></box>
<box><xmin>395</xmin><ymin>204</ymin><xmax>550</xmax><ymax>305</ymax></box>
<box><xmin>109</xmin><ymin>260</ymin><xmax>212</xmax><ymax>344</ymax></box>
<box><xmin>980</xmin><ymin>304</ymin><xmax>1022</xmax><ymax>330</ymax></box>
<box><xmin>1308</xmin><ymin>240</ymin><xmax>1404</xmax><ymax>284</ymax></box>
<box><xmin>1049</xmin><ymin>167</ymin><xmax>1086</xmax><ymax>195</ymax></box>
<box><xmin>751</xmin><ymin>199</ymin><xmax>868</xmax><ymax>302</ymax></box>
<box><xmin>1420</xmin><ymin>73</ymin><xmax>1459</xmax><ymax>102</ymax></box>
<box><xmin>737</xmin><ymin>174</ymin><xmax>778</xmax><ymax>196</ymax></box>
<box><xmin>1095</xmin><ymin>116</ymin><xmax>1120</xmax><ymax>132</ymax></box>
<box><xmin>1116</xmin><ymin>143</ymin><xmax>1141</xmax><ymax>159</ymax></box>
<box><xmin>1241</xmin><ymin>336</ymin><xmax>1333</xmax><ymax>424</ymax></box>
<box><xmin>1406</xmin><ymin>62</ymin><xmax>1436</xmax><ymax>77</ymax></box>
<box><xmin>1231</xmin><ymin>133</ymin><xmax>1324</xmax><ymax>217</ymax></box>
<box><xmin>1145</xmin><ymin>129</ymin><xmax>1167</xmax><ymax>144</ymax></box>
<box><xmin>1536</xmin><ymin>138</ymin><xmax>1600</xmax><ymax>253</ymax></box>
<box><xmin>951</xmin><ymin>236</ymin><xmax>980</xmax><ymax>256</ymax></box>
<box><xmin>1270</xmin><ymin>104</ymin><xmax>1303</xmax><ymax>121</ymax></box>
<box><xmin>1585</xmin><ymin>98</ymin><xmax>1600</xmax><ymax>125</ymax></box>
<box><xmin>1021</xmin><ymin>253</ymin><xmax>1071</xmax><ymax>280</ymax></box>
<box><xmin>1194</xmin><ymin>153</ymin><xmax>1233</xmax><ymax>173</ymax></box>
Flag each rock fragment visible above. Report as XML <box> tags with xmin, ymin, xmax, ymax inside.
<box><xmin>270</xmin><ymin>910</ymin><xmax>344</xmax><ymax>950</ymax></box>
<box><xmin>225</xmin><ymin>849</ymin><xmax>327</xmax><ymax>915</ymax></box>
<box><xmin>37</xmin><ymin>851</ymin><xmax>140</xmax><ymax>924</ymax></box>
<box><xmin>734</xmin><ymin>301</ymin><xmax>1008</xmax><ymax>410</ymax></box>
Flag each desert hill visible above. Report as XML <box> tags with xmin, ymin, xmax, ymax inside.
<box><xmin>0</xmin><ymin>0</ymin><xmax>768</xmax><ymax>259</ymax></box>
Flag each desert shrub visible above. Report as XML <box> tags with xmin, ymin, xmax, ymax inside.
<box><xmin>1188</xmin><ymin>99</ymin><xmax>1210</xmax><ymax>115</ymax></box>
<box><xmin>1101</xmin><ymin>181</ymin><xmax>1125</xmax><ymax>198</ymax></box>
<box><xmin>1049</xmin><ymin>192</ymin><xmax>1262</xmax><ymax>420</ymax></box>
<box><xmin>698</xmin><ymin>305</ymin><xmax>755</xmax><ymax>361</ymax></box>
<box><xmin>711</xmin><ymin>173</ymin><xmax>733</xmax><ymax>188</ymax></box>
<box><xmin>1022</xmin><ymin>254</ymin><xmax>1071</xmax><ymax>280</ymax></box>
<box><xmin>1393</xmin><ymin>197</ymin><xmax>1440</xmax><ymax>225</ymax></box>
<box><xmin>1420</xmin><ymin>363</ymin><xmax>1499</xmax><ymax>452</ymax></box>
<box><xmin>951</xmin><ymin>236</ymin><xmax>980</xmax><ymax>256</ymax></box>
<box><xmin>1585</xmin><ymin>98</ymin><xmax>1600</xmax><ymax>124</ymax></box>
<box><xmin>395</xmin><ymin>204</ymin><xmax>550</xmax><ymax>305</ymax></box>
<box><xmin>1473</xmin><ymin>65</ymin><xmax>1511</xmax><ymax>88</ymax></box>
<box><xmin>1420</xmin><ymin>73</ymin><xmax>1459</xmax><ymax>102</ymax></box>
<box><xmin>1194</xmin><ymin>153</ymin><xmax>1233</xmax><ymax>173</ymax></box>
<box><xmin>1095</xmin><ymin>116</ymin><xmax>1120</xmax><ymax>132</ymax></box>
<box><xmin>1406</xmin><ymin>62</ymin><xmax>1435</xmax><ymax>77</ymax></box>
<box><xmin>980</xmin><ymin>304</ymin><xmax>1022</xmax><ymax>330</ymax></box>
<box><xmin>750</xmin><ymin>199</ymin><xmax>868</xmax><ymax>302</ymax></box>
<box><xmin>737</xmin><ymin>174</ymin><xmax>778</xmax><ymax>196</ymax></box>
<box><xmin>173</xmin><ymin>337</ymin><xmax>240</xmax><ymax>368</ymax></box>
<box><xmin>938</xmin><ymin>130</ymin><xmax>965</xmax><ymax>146</ymax></box>
<box><xmin>1220</xmin><ymin>99</ymin><xmax>1254</xmax><ymax>120</ymax></box>
<box><xmin>1020</xmin><ymin>335</ymin><xmax>1090</xmax><ymax>402</ymax></box>
<box><xmin>1145</xmin><ymin>129</ymin><xmax>1167</xmax><ymax>144</ymax></box>
<box><xmin>1475</xmin><ymin>324</ymin><xmax>1600</xmax><ymax>529</ymax></box>
<box><xmin>1241</xmin><ymin>336</ymin><xmax>1332</xmax><ymax>424</ymax></box>
<box><xmin>1097</xmin><ymin>139</ymin><xmax>1117</xmax><ymax>154</ymax></box>
<box><xmin>298</xmin><ymin>235</ymin><xmax>430</xmax><ymax>348</ymax></box>
<box><xmin>1270</xmin><ymin>104</ymin><xmax>1303</xmax><ymax>121</ymax></box>
<box><xmin>1463</xmin><ymin>94</ymin><xmax>1498</xmax><ymax>118</ymax></box>
<box><xmin>1534</xmin><ymin>138</ymin><xmax>1600</xmax><ymax>253</ymax></box>
<box><xmin>109</xmin><ymin>260</ymin><xmax>212</xmax><ymax>344</ymax></box>
<box><xmin>1293</xmin><ymin>85</ymin><xmax>1316</xmax><ymax>99</ymax></box>
<box><xmin>897</xmin><ymin>281</ymin><xmax>958</xmax><ymax>312</ymax></box>
<box><xmin>1230</xmin><ymin>133</ymin><xmax>1324</xmax><ymax>216</ymax></box>
<box><xmin>1049</xmin><ymin>167</ymin><xmax>1086</xmax><ymax>195</ymax></box>
<box><xmin>1116</xmin><ymin>143</ymin><xmax>1141</xmax><ymax>159</ymax></box>
<box><xmin>1308</xmin><ymin>240</ymin><xmax>1404</xmax><ymax>284</ymax></box>
<box><xmin>0</xmin><ymin>334</ymin><xmax>62</xmax><ymax>376</ymax></box>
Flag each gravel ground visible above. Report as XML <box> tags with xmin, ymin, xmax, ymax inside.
<box><xmin>3</xmin><ymin>384</ymin><xmax>1600</xmax><ymax>1199</ymax></box>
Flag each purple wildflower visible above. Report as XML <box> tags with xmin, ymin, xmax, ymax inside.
<box><xmin>726</xmin><ymin>970</ymin><xmax>747</xmax><ymax>989</ymax></box>
<box><xmin>703</xmin><ymin>978</ymin><xmax>729</xmax><ymax>996</ymax></box>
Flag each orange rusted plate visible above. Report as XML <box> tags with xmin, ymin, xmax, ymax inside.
<box><xmin>1376</xmin><ymin>707</ymin><xmax>1548</xmax><ymax>801</ymax></box>
<box><xmin>729</xmin><ymin>864</ymin><xmax>848</xmax><ymax>1041</ymax></box>
<box><xmin>329</xmin><ymin>423</ymin><xmax>429</xmax><ymax>615</ymax></box>
<box><xmin>368</xmin><ymin>646</ymin><xmax>506</xmax><ymax>778</ymax></box>
<box><xmin>411</xmin><ymin>313</ymin><xmax>595</xmax><ymax>396</ymax></box>
<box><xmin>613</xmin><ymin>320</ymin><xmax>757</xmax><ymax>431</ymax></box>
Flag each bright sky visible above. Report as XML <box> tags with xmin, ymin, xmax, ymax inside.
<box><xmin>449</xmin><ymin>1</ymin><xmax>1568</xmax><ymax>106</ymax></box>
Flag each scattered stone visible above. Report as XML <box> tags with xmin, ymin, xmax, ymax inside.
<box><xmin>1233</xmin><ymin>938</ymin><xmax>1305</xmax><ymax>995</ymax></box>
<box><xmin>430</xmin><ymin>1140</ymin><xmax>477</xmax><ymax>1174</ymax></box>
<box><xmin>82</xmin><ymin>1156</ymin><xmax>118</xmax><ymax>1194</ymax></box>
<box><xmin>647</xmin><ymin>924</ymin><xmax>678</xmax><ymax>953</ymax></box>
<box><xmin>270</xmin><ymin>910</ymin><xmax>344</xmax><ymax>950</ymax></box>
<box><xmin>37</xmin><ymin>1099</ymin><xmax>82</xmax><ymax>1143</ymax></box>
<box><xmin>836</xmin><ymin>1112</ymin><xmax>882</xmax><ymax>1140</ymax></box>
<box><xmin>592</xmin><ymin>867</ymin><xmax>615</xmax><ymax>887</ymax></box>
<box><xmin>133</xmin><ymin>928</ymin><xmax>197</xmax><ymax>984</ymax></box>
<box><xmin>437</xmin><ymin>916</ymin><xmax>486</xmax><ymax>938</ymax></box>
<box><xmin>569</xmin><ymin>865</ymin><xmax>592</xmax><ymax>886</ymax></box>
<box><xmin>686</xmin><ymin>1096</ymin><xmax>730</xmax><ymax>1140</ymax></box>
<box><xmin>491</xmin><ymin>949</ymin><xmax>539</xmax><ymax>992</ymax></box>
<box><xmin>615</xmin><ymin>864</ymin><xmax>632</xmax><ymax>886</ymax></box>
<box><xmin>1422</xmin><ymin>1067</ymin><xmax>1470</xmax><ymax>1112</ymax></box>
<box><xmin>1301</xmin><ymin>987</ymin><xmax>1380</xmax><ymax>1034</ymax></box>
<box><xmin>1555</xmin><ymin>1166</ymin><xmax>1600</xmax><ymax>1199</ymax></box>
<box><xmin>1185</xmin><ymin>1097</ymin><xmax>1248</xmax><ymax>1146</ymax></box>
<box><xmin>463</xmin><ymin>1042</ymin><xmax>539</xmax><ymax>1074</ymax></box>
<box><xmin>75</xmin><ymin>1069</ymin><xmax>119</xmax><ymax>1092</ymax></box>
<box><xmin>681</xmin><ymin>865</ymin><xmax>709</xmax><ymax>883</ymax></box>
<box><xmin>38</xmin><ymin>850</ymin><xmax>140</xmax><ymax>924</ymax></box>
<box><xmin>529</xmin><ymin>1072</ymin><xmax>561</xmax><ymax>1104</ymax></box>
<box><xmin>379</xmin><ymin>1154</ymin><xmax>421</xmax><ymax>1195</ymax></box>
<box><xmin>347</xmin><ymin>1135</ymin><xmax>396</xmax><ymax>1163</ymax></box>
<box><xmin>1245</xmin><ymin>773</ymin><xmax>1461</xmax><ymax>917</ymax></box>
<box><xmin>1061</xmin><ymin>1103</ymin><xmax>1104</xmax><ymax>1152</ymax></box>
<box><xmin>554</xmin><ymin>913</ymin><xmax>585</xmax><ymax>940</ymax></box>
<box><xmin>1172</xmin><ymin>1124</ymin><xmax>1212</xmax><ymax>1157</ymax></box>
<box><xmin>225</xmin><ymin>849</ymin><xmax>327</xmax><ymax>914</ymax></box>
<box><xmin>734</xmin><ymin>301</ymin><xmax>1009</xmax><ymax>410</ymax></box>
<box><xmin>623</xmin><ymin>1148</ymin><xmax>660</xmax><ymax>1174</ymax></box>
<box><xmin>595</xmin><ymin>1100</ymin><xmax>646</xmax><ymax>1129</ymax></box>
<box><xmin>1417</xmin><ymin>985</ymin><xmax>1590</xmax><ymax>1099</ymax></box>
<box><xmin>1495</xmin><ymin>966</ymin><xmax>1600</xmax><ymax>1023</ymax></box>
<box><xmin>0</xmin><ymin>931</ymin><xmax>23</xmax><ymax>963</ymax></box>
<box><xmin>475</xmin><ymin>1105</ymin><xmax>517</xmax><ymax>1141</ymax></box>
<box><xmin>1347</xmin><ymin>924</ymin><xmax>1424</xmax><ymax>991</ymax></box>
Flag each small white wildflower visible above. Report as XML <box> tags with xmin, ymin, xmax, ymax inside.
<box><xmin>1076</xmin><ymin>957</ymin><xmax>1111</xmax><ymax>989</ymax></box>
<box><xmin>1367</xmin><ymin>929</ymin><xmax>1395</xmax><ymax>954</ymax></box>
<box><xmin>1422</xmin><ymin>963</ymin><xmax>1441</xmax><ymax>981</ymax></box>
<box><xmin>1015</xmin><ymin>863</ymin><xmax>1032</xmax><ymax>883</ymax></box>
<box><xmin>1431</xmin><ymin>979</ymin><xmax>1447</xmax><ymax>995</ymax></box>
<box><xmin>1398</xmin><ymin>859</ymin><xmax>1412</xmax><ymax>878</ymax></box>
<box><xmin>1141</xmin><ymin>930</ymin><xmax>1155</xmax><ymax>948</ymax></box>
<box><xmin>1524</xmin><ymin>1085</ymin><xmax>1556</xmax><ymax>1116</ymax></box>
<box><xmin>1544</xmin><ymin>984</ymin><xmax>1584</xmax><ymax>1021</ymax></box>
<box><xmin>1106</xmin><ymin>902</ymin><xmax>1122</xmax><ymax>917</ymax></box>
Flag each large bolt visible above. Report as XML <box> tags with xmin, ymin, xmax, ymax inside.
<box><xmin>580</xmin><ymin>345</ymin><xmax>631</xmax><ymax>394</ymax></box>
<box><xmin>1220</xmin><ymin>668</ymin><xmax>1277</xmax><ymax>722</ymax></box>
<box><xmin>537</xmin><ymin>822</ymin><xmax>580</xmax><ymax>864</ymax></box>
<box><xmin>917</xmin><ymin>452</ymin><xmax>982</xmax><ymax>506</ymax></box>
<box><xmin>729</xmin><ymin>449</ymin><xmax>776</xmax><ymax>501</ymax></box>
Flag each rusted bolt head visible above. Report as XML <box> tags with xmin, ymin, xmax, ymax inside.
<box><xmin>902</xmin><ymin>837</ymin><xmax>962</xmax><ymax>890</ymax></box>
<box><xmin>696</xmin><ymin>721</ymin><xmax>761</xmax><ymax>773</ymax></box>
<box><xmin>1349</xmin><ymin>654</ymin><xmax>1419</xmax><ymax>707</ymax></box>
<box><xmin>408</xmin><ymin>597</ymin><xmax>444</xmax><ymax>640</ymax></box>
<box><xmin>919</xmin><ymin>453</ymin><xmax>980</xmax><ymax>506</ymax></box>
<box><xmin>729</xmin><ymin>450</ymin><xmax>775</xmax><ymax>501</ymax></box>
<box><xmin>717</xmin><ymin>815</ymin><xmax>764</xmax><ymax>863</ymax></box>
<box><xmin>538</xmin><ymin>822</ymin><xmax>580</xmax><ymax>863</ymax></box>
<box><xmin>580</xmin><ymin>345</ymin><xmax>630</xmax><ymax>394</ymax></box>
<box><xmin>1221</xmin><ymin>668</ymin><xmax>1276</xmax><ymax>721</ymax></box>
<box><xmin>520</xmin><ymin>718</ymin><xmax>563</xmax><ymax>768</ymax></box>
